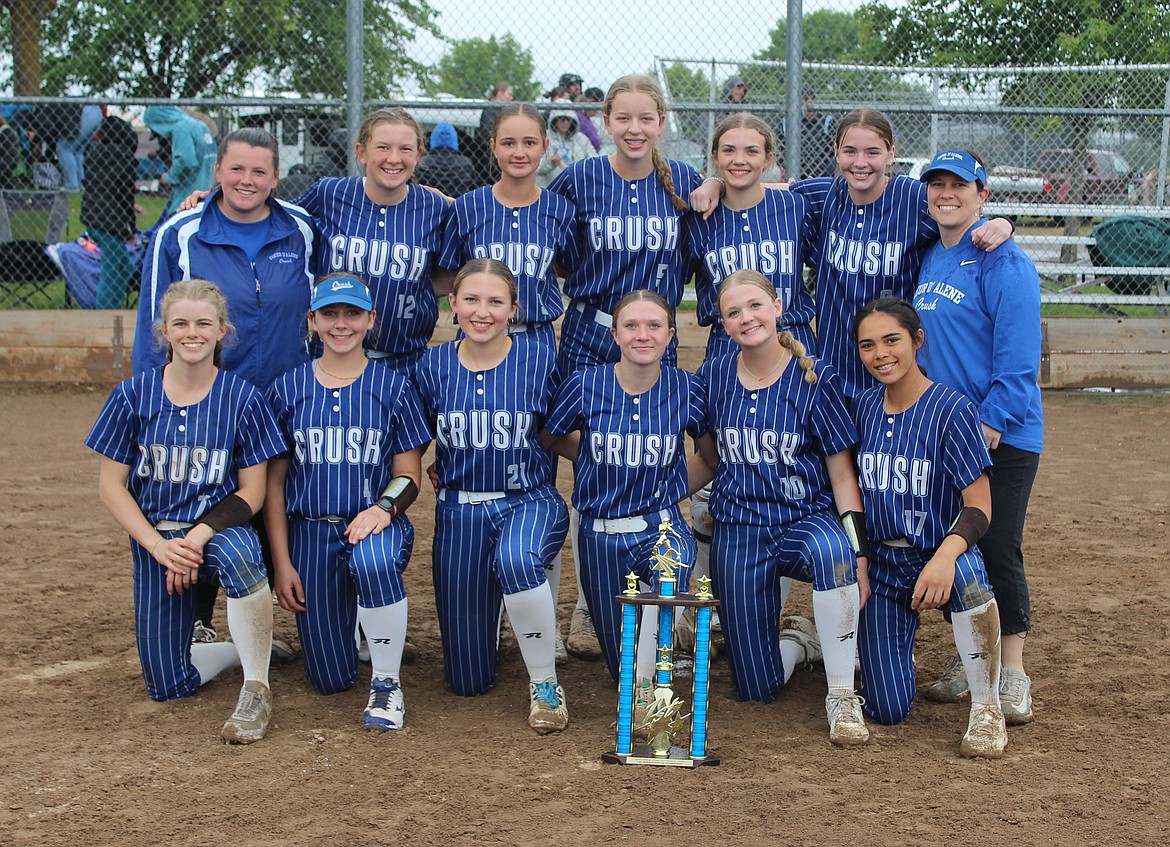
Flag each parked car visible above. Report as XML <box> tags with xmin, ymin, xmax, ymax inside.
<box><xmin>1034</xmin><ymin>149</ymin><xmax>1141</xmax><ymax>204</ymax></box>
<box><xmin>893</xmin><ymin>157</ymin><xmax>1050</xmax><ymax>203</ymax></box>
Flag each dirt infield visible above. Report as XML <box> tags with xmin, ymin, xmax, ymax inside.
<box><xmin>2</xmin><ymin>377</ymin><xmax>1168</xmax><ymax>846</ymax></box>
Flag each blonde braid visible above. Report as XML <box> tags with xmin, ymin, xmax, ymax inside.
<box><xmin>779</xmin><ymin>331</ymin><xmax>818</xmax><ymax>384</ymax></box>
<box><xmin>651</xmin><ymin>147</ymin><xmax>689</xmax><ymax>213</ymax></box>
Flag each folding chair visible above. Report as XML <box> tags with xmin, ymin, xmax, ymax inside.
<box><xmin>0</xmin><ymin>189</ymin><xmax>71</xmax><ymax>307</ymax></box>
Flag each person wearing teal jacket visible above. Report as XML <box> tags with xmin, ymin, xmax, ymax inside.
<box><xmin>144</xmin><ymin>106</ymin><xmax>216</xmax><ymax>216</ymax></box>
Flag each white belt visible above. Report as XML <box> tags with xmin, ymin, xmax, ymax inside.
<box><xmin>365</xmin><ymin>350</ymin><xmax>390</xmax><ymax>359</ymax></box>
<box><xmin>306</xmin><ymin>514</ymin><xmax>348</xmax><ymax>524</ymax></box>
<box><xmin>881</xmin><ymin>537</ymin><xmax>913</xmax><ymax>548</ymax></box>
<box><xmin>507</xmin><ymin>322</ymin><xmax>528</xmax><ymax>334</ymax></box>
<box><xmin>440</xmin><ymin>489</ymin><xmax>508</xmax><ymax>505</ymax></box>
<box><xmin>574</xmin><ymin>301</ymin><xmax>613</xmax><ymax>328</ymax></box>
<box><xmin>591</xmin><ymin>509</ymin><xmax>671</xmax><ymax>534</ymax></box>
<box><xmin>156</xmin><ymin>520</ymin><xmax>194</xmax><ymax>531</ymax></box>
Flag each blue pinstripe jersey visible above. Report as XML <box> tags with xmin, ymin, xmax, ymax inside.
<box><xmin>851</xmin><ymin>382</ymin><xmax>990</xmax><ymax>551</ymax></box>
<box><xmin>416</xmin><ymin>337</ymin><xmax>559</xmax><ymax>493</ymax></box>
<box><xmin>437</xmin><ymin>186</ymin><xmax>575</xmax><ymax>325</ymax></box>
<box><xmin>86</xmin><ymin>369</ymin><xmax>284</xmax><ymax>525</ymax></box>
<box><xmin>698</xmin><ymin>354</ymin><xmax>857</xmax><ymax>526</ymax></box>
<box><xmin>793</xmin><ymin>175</ymin><xmax>939</xmax><ymax>398</ymax></box>
<box><xmin>267</xmin><ymin>361</ymin><xmax>432</xmax><ymax>520</ymax></box>
<box><xmin>296</xmin><ymin>177</ymin><xmax>451</xmax><ymax>356</ymax></box>
<box><xmin>545</xmin><ymin>364</ymin><xmax>706</xmax><ymax>519</ymax></box>
<box><xmin>684</xmin><ymin>187</ymin><xmax>817</xmax><ymax>330</ymax></box>
<box><xmin>547</xmin><ymin>157</ymin><xmax>702</xmax><ymax>312</ymax></box>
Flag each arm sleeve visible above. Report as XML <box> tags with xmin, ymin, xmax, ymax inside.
<box><xmin>165</xmin><ymin>126</ymin><xmax>197</xmax><ymax>185</ymax></box>
<box><xmin>131</xmin><ymin>227</ymin><xmax>177</xmax><ymax>374</ymax></box>
<box><xmin>545</xmin><ymin>370</ymin><xmax>584</xmax><ymax>437</ymax></box>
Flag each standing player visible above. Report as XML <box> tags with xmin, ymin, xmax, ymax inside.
<box><xmin>294</xmin><ymin>108</ymin><xmax>455</xmax><ymax>375</ymax></box>
<box><xmin>852</xmin><ymin>297</ymin><xmax>1006</xmax><ymax>758</ymax></box>
<box><xmin>87</xmin><ymin>280</ymin><xmax>285</xmax><ymax>743</ymax></box>
<box><xmin>913</xmin><ymin>150</ymin><xmax>1044</xmax><ymax>726</ymax></box>
<box><xmin>266</xmin><ymin>274</ymin><xmax>429</xmax><ymax>731</ymax></box>
<box><xmin>545</xmin><ymin>290</ymin><xmax>709</xmax><ymax>698</ymax></box>
<box><xmin>548</xmin><ymin>74</ymin><xmax>717</xmax><ymax>371</ymax></box>
<box><xmin>685</xmin><ymin>113</ymin><xmax>817</xmax><ymax>361</ymax></box>
<box><xmin>438</xmin><ymin>104</ymin><xmax>576</xmax><ymax>352</ymax></box>
<box><xmin>416</xmin><ymin>259</ymin><xmax>569</xmax><ymax>733</ymax></box>
<box><xmin>688</xmin><ymin>270</ymin><xmax>871</xmax><ymax>747</ymax></box>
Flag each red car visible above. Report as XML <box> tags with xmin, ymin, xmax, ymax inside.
<box><xmin>1035</xmin><ymin>149</ymin><xmax>1141</xmax><ymax>204</ymax></box>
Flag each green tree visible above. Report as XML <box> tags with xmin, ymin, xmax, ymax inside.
<box><xmin>659</xmin><ymin>62</ymin><xmax>711</xmax><ymax>102</ymax></box>
<box><xmin>429</xmin><ymin>35</ymin><xmax>540</xmax><ymax>101</ymax></box>
<box><xmin>860</xmin><ymin>0</ymin><xmax>1170</xmax><ymax>238</ymax></box>
<box><xmin>34</xmin><ymin>0</ymin><xmax>439</xmax><ymax>98</ymax></box>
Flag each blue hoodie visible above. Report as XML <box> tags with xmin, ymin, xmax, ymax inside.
<box><xmin>143</xmin><ymin>106</ymin><xmax>217</xmax><ymax>215</ymax></box>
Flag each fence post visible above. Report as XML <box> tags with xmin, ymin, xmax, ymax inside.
<box><xmin>784</xmin><ymin>0</ymin><xmax>802</xmax><ymax>181</ymax></box>
<box><xmin>346</xmin><ymin>0</ymin><xmax>364</xmax><ymax>175</ymax></box>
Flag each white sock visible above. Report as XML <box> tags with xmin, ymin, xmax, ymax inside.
<box><xmin>812</xmin><ymin>584</ymin><xmax>860</xmax><ymax>692</ymax></box>
<box><xmin>779</xmin><ymin>639</ymin><xmax>804</xmax><ymax>684</ymax></box>
<box><xmin>570</xmin><ymin>508</ymin><xmax>588</xmax><ymax>612</ymax></box>
<box><xmin>225</xmin><ymin>585</ymin><xmax>273</xmax><ymax>687</ymax></box>
<box><xmin>357</xmin><ymin>597</ymin><xmax>408</xmax><ymax>681</ymax></box>
<box><xmin>191</xmin><ymin>642</ymin><xmax>241</xmax><ymax>685</ymax></box>
<box><xmin>779</xmin><ymin>577</ymin><xmax>793</xmax><ymax>612</ymax></box>
<box><xmin>503</xmin><ymin>584</ymin><xmax>558</xmax><ymax>683</ymax></box>
<box><xmin>547</xmin><ymin>549</ymin><xmax>564</xmax><ymax>614</ymax></box>
<box><xmin>953</xmin><ymin>599</ymin><xmax>1002</xmax><ymax>706</ymax></box>
<box><xmin>635</xmin><ymin>594</ymin><xmax>658</xmax><ymax>682</ymax></box>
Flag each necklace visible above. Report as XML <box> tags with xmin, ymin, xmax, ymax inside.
<box><xmin>885</xmin><ymin>372</ymin><xmax>930</xmax><ymax>414</ymax></box>
<box><xmin>740</xmin><ymin>351</ymin><xmax>786</xmax><ymax>383</ymax></box>
<box><xmin>315</xmin><ymin>361</ymin><xmax>364</xmax><ymax>381</ymax></box>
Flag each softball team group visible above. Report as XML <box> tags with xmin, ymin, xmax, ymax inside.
<box><xmin>89</xmin><ymin>74</ymin><xmax>1043</xmax><ymax>761</ymax></box>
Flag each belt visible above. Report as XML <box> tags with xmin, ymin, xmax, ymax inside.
<box><xmin>305</xmin><ymin>514</ymin><xmax>349</xmax><ymax>524</ymax></box>
<box><xmin>574</xmin><ymin>301</ymin><xmax>613</xmax><ymax>328</ymax></box>
<box><xmin>507</xmin><ymin>322</ymin><xmax>528</xmax><ymax>334</ymax></box>
<box><xmin>590</xmin><ymin>509</ymin><xmax>672</xmax><ymax>534</ymax></box>
<box><xmin>156</xmin><ymin>520</ymin><xmax>194</xmax><ymax>531</ymax></box>
<box><xmin>365</xmin><ymin>350</ymin><xmax>390</xmax><ymax>359</ymax></box>
<box><xmin>881</xmin><ymin>537</ymin><xmax>913</xmax><ymax>548</ymax></box>
<box><xmin>439</xmin><ymin>489</ymin><xmax>508</xmax><ymax>505</ymax></box>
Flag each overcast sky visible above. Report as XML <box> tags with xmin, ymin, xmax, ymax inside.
<box><xmin>406</xmin><ymin>0</ymin><xmax>860</xmax><ymax>97</ymax></box>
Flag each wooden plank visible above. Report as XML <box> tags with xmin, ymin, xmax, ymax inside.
<box><xmin>1042</xmin><ymin>316</ymin><xmax>1170</xmax><ymax>351</ymax></box>
<box><xmin>0</xmin><ymin>310</ymin><xmax>138</xmax><ymax>347</ymax></box>
<box><xmin>1041</xmin><ymin>317</ymin><xmax>1170</xmax><ymax>388</ymax></box>
<box><xmin>1045</xmin><ymin>352</ymin><xmax>1170</xmax><ymax>388</ymax></box>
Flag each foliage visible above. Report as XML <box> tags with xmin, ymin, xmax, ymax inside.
<box><xmin>35</xmin><ymin>0</ymin><xmax>439</xmax><ymax>98</ymax></box>
<box><xmin>428</xmin><ymin>35</ymin><xmax>541</xmax><ymax>101</ymax></box>
<box><xmin>659</xmin><ymin>62</ymin><xmax>712</xmax><ymax>102</ymax></box>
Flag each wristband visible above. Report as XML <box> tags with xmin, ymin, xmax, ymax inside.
<box><xmin>945</xmin><ymin>506</ymin><xmax>990</xmax><ymax>552</ymax></box>
<box><xmin>840</xmin><ymin>510</ymin><xmax>870</xmax><ymax>560</ymax></box>
<box><xmin>377</xmin><ymin>476</ymin><xmax>419</xmax><ymax>517</ymax></box>
<box><xmin>198</xmin><ymin>493</ymin><xmax>253</xmax><ymax>533</ymax></box>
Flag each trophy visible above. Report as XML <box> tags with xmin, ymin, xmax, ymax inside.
<box><xmin>602</xmin><ymin>518</ymin><xmax>720</xmax><ymax>767</ymax></box>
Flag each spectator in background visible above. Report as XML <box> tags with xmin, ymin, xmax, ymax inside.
<box><xmin>798</xmin><ymin>87</ymin><xmax>834</xmax><ymax>179</ymax></box>
<box><xmin>559</xmin><ymin>73</ymin><xmax>584</xmax><ymax>100</ymax></box>
<box><xmin>26</xmin><ymin>103</ymin><xmax>105</xmax><ymax>191</ymax></box>
<box><xmin>0</xmin><ymin>114</ymin><xmax>20</xmax><ymax>189</ymax></box>
<box><xmin>536</xmin><ymin>109</ymin><xmax>594</xmax><ymax>188</ymax></box>
<box><xmin>574</xmin><ymin>90</ymin><xmax>603</xmax><ymax>153</ymax></box>
<box><xmin>143</xmin><ymin>106</ymin><xmax>217</xmax><ymax>217</ymax></box>
<box><xmin>82</xmin><ymin>115</ymin><xmax>142</xmax><ymax>309</ymax></box>
<box><xmin>476</xmin><ymin>83</ymin><xmax>514</xmax><ymax>185</ymax></box>
<box><xmin>416</xmin><ymin>123</ymin><xmax>477</xmax><ymax>198</ymax></box>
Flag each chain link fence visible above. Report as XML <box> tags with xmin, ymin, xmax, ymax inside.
<box><xmin>1</xmin><ymin>0</ymin><xmax>1168</xmax><ymax>314</ymax></box>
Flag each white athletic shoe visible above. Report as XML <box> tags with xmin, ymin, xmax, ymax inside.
<box><xmin>1000</xmin><ymin>667</ymin><xmax>1034</xmax><ymax>725</ymax></box>
<box><xmin>554</xmin><ymin>627</ymin><xmax>568</xmax><ymax>665</ymax></box>
<box><xmin>924</xmin><ymin>653</ymin><xmax>970</xmax><ymax>703</ymax></box>
<box><xmin>528</xmin><ymin>680</ymin><xmax>569</xmax><ymax>733</ymax></box>
<box><xmin>221</xmin><ymin>680</ymin><xmax>273</xmax><ymax>744</ymax></box>
<box><xmin>363</xmin><ymin>677</ymin><xmax>405</xmax><ymax>731</ymax></box>
<box><xmin>566</xmin><ymin>608</ymin><xmax>602</xmax><ymax>661</ymax></box>
<box><xmin>960</xmin><ymin>703</ymin><xmax>1008</xmax><ymax>759</ymax></box>
<box><xmin>357</xmin><ymin>637</ymin><xmax>370</xmax><ymax>664</ymax></box>
<box><xmin>191</xmin><ymin>621</ymin><xmax>217</xmax><ymax>644</ymax></box>
<box><xmin>825</xmin><ymin>692</ymin><xmax>870</xmax><ymax>747</ymax></box>
<box><xmin>780</xmin><ymin>615</ymin><xmax>823</xmax><ymax>668</ymax></box>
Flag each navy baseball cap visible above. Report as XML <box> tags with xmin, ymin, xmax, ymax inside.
<box><xmin>921</xmin><ymin>149</ymin><xmax>987</xmax><ymax>185</ymax></box>
<box><xmin>311</xmin><ymin>276</ymin><xmax>373</xmax><ymax>311</ymax></box>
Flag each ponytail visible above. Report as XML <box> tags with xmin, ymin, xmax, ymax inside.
<box><xmin>652</xmin><ymin>148</ymin><xmax>689</xmax><ymax>213</ymax></box>
<box><xmin>779</xmin><ymin>331</ymin><xmax>818</xmax><ymax>384</ymax></box>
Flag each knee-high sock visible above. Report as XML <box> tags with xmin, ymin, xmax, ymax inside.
<box><xmin>570</xmin><ymin>508</ymin><xmax>587</xmax><ymax>612</ymax></box>
<box><xmin>953</xmin><ymin>598</ymin><xmax>1002</xmax><ymax>706</ymax></box>
<box><xmin>779</xmin><ymin>577</ymin><xmax>793</xmax><ymax>612</ymax></box>
<box><xmin>635</xmin><ymin>590</ymin><xmax>658</xmax><ymax>682</ymax></box>
<box><xmin>191</xmin><ymin>642</ymin><xmax>241</xmax><ymax>685</ymax></box>
<box><xmin>357</xmin><ymin>597</ymin><xmax>408</xmax><ymax>681</ymax></box>
<box><xmin>812</xmin><ymin>584</ymin><xmax>860</xmax><ymax>692</ymax></box>
<box><xmin>779</xmin><ymin>639</ymin><xmax>806</xmax><ymax>684</ymax></box>
<box><xmin>225</xmin><ymin>585</ymin><xmax>272</xmax><ymax>687</ymax></box>
<box><xmin>503</xmin><ymin>584</ymin><xmax>559</xmax><ymax>683</ymax></box>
